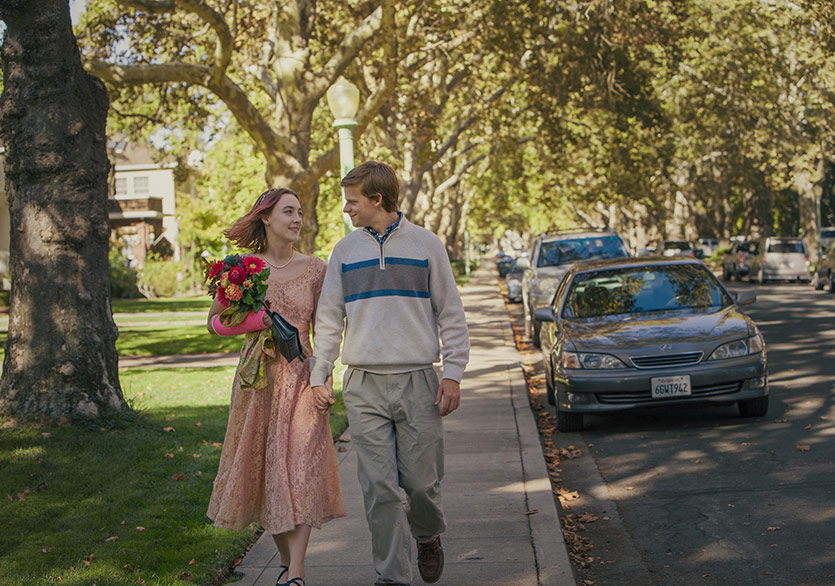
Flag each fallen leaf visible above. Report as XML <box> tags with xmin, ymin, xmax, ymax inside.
<box><xmin>104</xmin><ymin>536</ymin><xmax>118</xmax><ymax>542</ymax></box>
<box><xmin>171</xmin><ymin>473</ymin><xmax>186</xmax><ymax>481</ymax></box>
<box><xmin>194</xmin><ymin>422</ymin><xmax>202</xmax><ymax>427</ymax></box>
<box><xmin>523</xmin><ymin>509</ymin><xmax>539</xmax><ymax>515</ymax></box>
<box><xmin>804</xmin><ymin>424</ymin><xmax>812</xmax><ymax>430</ymax></box>
<box><xmin>774</xmin><ymin>419</ymin><xmax>787</xmax><ymax>423</ymax></box>
<box><xmin>42</xmin><ymin>432</ymin><xmax>51</xmax><ymax>438</ymax></box>
<box><xmin>192</xmin><ymin>454</ymin><xmax>201</xmax><ymax>459</ymax></box>
<box><xmin>135</xmin><ymin>526</ymin><xmax>146</xmax><ymax>532</ymax></box>
<box><xmin>188</xmin><ymin>558</ymin><xmax>196</xmax><ymax>565</ymax></box>
<box><xmin>211</xmin><ymin>442</ymin><xmax>222</xmax><ymax>448</ymax></box>
<box><xmin>42</xmin><ymin>548</ymin><xmax>51</xmax><ymax>553</ymax></box>
<box><xmin>179</xmin><ymin>572</ymin><xmax>192</xmax><ymax>580</ymax></box>
<box><xmin>164</xmin><ymin>453</ymin><xmax>174</xmax><ymax>459</ymax></box>
<box><xmin>767</xmin><ymin>526</ymin><xmax>781</xmax><ymax>531</ymax></box>
<box><xmin>796</xmin><ymin>445</ymin><xmax>811</xmax><ymax>452</ymax></box>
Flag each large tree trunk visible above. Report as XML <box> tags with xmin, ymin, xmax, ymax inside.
<box><xmin>0</xmin><ymin>0</ymin><xmax>126</xmax><ymax>418</ymax></box>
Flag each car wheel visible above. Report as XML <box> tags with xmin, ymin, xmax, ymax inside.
<box><xmin>813</xmin><ymin>271</ymin><xmax>824</xmax><ymax>290</ymax></box>
<box><xmin>531</xmin><ymin>318</ymin><xmax>541</xmax><ymax>348</ymax></box>
<box><xmin>738</xmin><ymin>396</ymin><xmax>769</xmax><ymax>417</ymax></box>
<box><xmin>545</xmin><ymin>365</ymin><xmax>556</xmax><ymax>406</ymax></box>
<box><xmin>828</xmin><ymin>273</ymin><xmax>835</xmax><ymax>293</ymax></box>
<box><xmin>722</xmin><ymin>266</ymin><xmax>730</xmax><ymax>281</ymax></box>
<box><xmin>557</xmin><ymin>409</ymin><xmax>584</xmax><ymax>432</ymax></box>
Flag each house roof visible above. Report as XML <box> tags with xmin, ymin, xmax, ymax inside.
<box><xmin>108</xmin><ymin>136</ymin><xmax>176</xmax><ymax>169</ymax></box>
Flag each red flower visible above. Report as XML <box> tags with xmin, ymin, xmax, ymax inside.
<box><xmin>242</xmin><ymin>255</ymin><xmax>266</xmax><ymax>275</ymax></box>
<box><xmin>217</xmin><ymin>286</ymin><xmax>229</xmax><ymax>307</ymax></box>
<box><xmin>207</xmin><ymin>260</ymin><xmax>225</xmax><ymax>279</ymax></box>
<box><xmin>228</xmin><ymin>266</ymin><xmax>247</xmax><ymax>285</ymax></box>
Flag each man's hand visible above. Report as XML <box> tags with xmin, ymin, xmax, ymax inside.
<box><xmin>434</xmin><ymin>378</ymin><xmax>461</xmax><ymax>416</ymax></box>
<box><xmin>311</xmin><ymin>378</ymin><xmax>335</xmax><ymax>414</ymax></box>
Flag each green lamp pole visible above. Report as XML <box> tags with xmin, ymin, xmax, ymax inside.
<box><xmin>327</xmin><ymin>77</ymin><xmax>360</xmax><ymax>235</ymax></box>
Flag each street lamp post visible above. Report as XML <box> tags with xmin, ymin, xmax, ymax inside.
<box><xmin>327</xmin><ymin>76</ymin><xmax>360</xmax><ymax>235</ymax></box>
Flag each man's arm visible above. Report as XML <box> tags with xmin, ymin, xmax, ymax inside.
<box><xmin>309</xmin><ymin>250</ymin><xmax>347</xmax><ymax>387</ymax></box>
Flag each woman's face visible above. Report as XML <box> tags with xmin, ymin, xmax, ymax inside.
<box><xmin>263</xmin><ymin>192</ymin><xmax>302</xmax><ymax>243</ymax></box>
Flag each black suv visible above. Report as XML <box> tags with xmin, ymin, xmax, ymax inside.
<box><xmin>517</xmin><ymin>228</ymin><xmax>630</xmax><ymax>347</ymax></box>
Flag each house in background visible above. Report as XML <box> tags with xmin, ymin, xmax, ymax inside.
<box><xmin>108</xmin><ymin>137</ymin><xmax>179</xmax><ymax>268</ymax></box>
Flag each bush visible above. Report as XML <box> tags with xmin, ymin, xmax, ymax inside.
<box><xmin>137</xmin><ymin>255</ymin><xmax>180</xmax><ymax>298</ymax></box>
<box><xmin>137</xmin><ymin>255</ymin><xmax>206</xmax><ymax>298</ymax></box>
<box><xmin>109</xmin><ymin>249</ymin><xmax>143</xmax><ymax>299</ymax></box>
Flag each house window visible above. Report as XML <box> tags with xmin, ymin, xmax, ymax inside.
<box><xmin>115</xmin><ymin>177</ymin><xmax>127</xmax><ymax>196</ymax></box>
<box><xmin>133</xmin><ymin>176</ymin><xmax>149</xmax><ymax>195</ymax></box>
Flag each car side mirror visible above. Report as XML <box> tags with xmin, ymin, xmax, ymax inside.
<box><xmin>514</xmin><ymin>257</ymin><xmax>531</xmax><ymax>270</ymax></box>
<box><xmin>533</xmin><ymin>307</ymin><xmax>556</xmax><ymax>322</ymax></box>
<box><xmin>734</xmin><ymin>289</ymin><xmax>756</xmax><ymax>306</ymax></box>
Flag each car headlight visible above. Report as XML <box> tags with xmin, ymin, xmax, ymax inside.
<box><xmin>708</xmin><ymin>333</ymin><xmax>764</xmax><ymax>360</ymax></box>
<box><xmin>560</xmin><ymin>351</ymin><xmax>626</xmax><ymax>369</ymax></box>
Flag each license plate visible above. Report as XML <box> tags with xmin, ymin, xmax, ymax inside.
<box><xmin>651</xmin><ymin>375</ymin><xmax>691</xmax><ymax>399</ymax></box>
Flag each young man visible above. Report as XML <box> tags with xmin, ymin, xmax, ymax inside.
<box><xmin>310</xmin><ymin>161</ymin><xmax>470</xmax><ymax>585</ymax></box>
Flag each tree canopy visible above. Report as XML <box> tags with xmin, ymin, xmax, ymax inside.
<box><xmin>70</xmin><ymin>0</ymin><xmax>835</xmax><ymax>256</ymax></box>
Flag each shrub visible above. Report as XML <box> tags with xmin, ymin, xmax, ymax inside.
<box><xmin>109</xmin><ymin>249</ymin><xmax>143</xmax><ymax>299</ymax></box>
<box><xmin>137</xmin><ymin>255</ymin><xmax>180</xmax><ymax>298</ymax></box>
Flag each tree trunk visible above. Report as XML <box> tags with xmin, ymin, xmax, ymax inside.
<box><xmin>0</xmin><ymin>0</ymin><xmax>126</xmax><ymax>418</ymax></box>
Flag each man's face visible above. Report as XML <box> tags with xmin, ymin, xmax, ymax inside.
<box><xmin>343</xmin><ymin>184</ymin><xmax>379</xmax><ymax>228</ymax></box>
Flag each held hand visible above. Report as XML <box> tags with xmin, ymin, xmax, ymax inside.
<box><xmin>434</xmin><ymin>378</ymin><xmax>461</xmax><ymax>417</ymax></box>
<box><xmin>312</xmin><ymin>383</ymin><xmax>335</xmax><ymax>414</ymax></box>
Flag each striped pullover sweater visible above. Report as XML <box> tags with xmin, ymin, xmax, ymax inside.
<box><xmin>310</xmin><ymin>217</ymin><xmax>470</xmax><ymax>386</ymax></box>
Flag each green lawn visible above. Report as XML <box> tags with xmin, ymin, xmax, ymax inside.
<box><xmin>0</xmin><ymin>366</ymin><xmax>347</xmax><ymax>586</ymax></box>
<box><xmin>0</xmin><ymin>293</ymin><xmax>349</xmax><ymax>586</ymax></box>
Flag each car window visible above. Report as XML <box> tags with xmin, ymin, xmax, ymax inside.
<box><xmin>767</xmin><ymin>241</ymin><xmax>804</xmax><ymax>254</ymax></box>
<box><xmin>563</xmin><ymin>265</ymin><xmax>731</xmax><ymax>318</ymax></box>
<box><xmin>741</xmin><ymin>242</ymin><xmax>759</xmax><ymax>254</ymax></box>
<box><xmin>821</xmin><ymin>229</ymin><xmax>835</xmax><ymax>238</ymax></box>
<box><xmin>537</xmin><ymin>235</ymin><xmax>628</xmax><ymax>267</ymax></box>
<box><xmin>664</xmin><ymin>241</ymin><xmax>691</xmax><ymax>249</ymax></box>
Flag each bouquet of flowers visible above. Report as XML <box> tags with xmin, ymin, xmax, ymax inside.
<box><xmin>204</xmin><ymin>254</ymin><xmax>276</xmax><ymax>390</ymax></box>
<box><xmin>205</xmin><ymin>254</ymin><xmax>271</xmax><ymax>313</ymax></box>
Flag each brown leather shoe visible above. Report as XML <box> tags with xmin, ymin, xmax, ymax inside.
<box><xmin>417</xmin><ymin>536</ymin><xmax>444</xmax><ymax>583</ymax></box>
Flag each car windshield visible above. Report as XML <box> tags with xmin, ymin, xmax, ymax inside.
<box><xmin>537</xmin><ymin>235</ymin><xmax>628</xmax><ymax>268</ymax></box>
<box><xmin>563</xmin><ymin>264</ymin><xmax>732</xmax><ymax>318</ymax></box>
<box><xmin>767</xmin><ymin>241</ymin><xmax>804</xmax><ymax>254</ymax></box>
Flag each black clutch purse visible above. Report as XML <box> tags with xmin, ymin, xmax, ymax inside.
<box><xmin>266</xmin><ymin>310</ymin><xmax>307</xmax><ymax>363</ymax></box>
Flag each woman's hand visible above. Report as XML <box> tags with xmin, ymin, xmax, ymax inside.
<box><xmin>311</xmin><ymin>377</ymin><xmax>335</xmax><ymax>414</ymax></box>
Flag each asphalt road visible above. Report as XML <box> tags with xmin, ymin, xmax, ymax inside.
<box><xmin>537</xmin><ymin>281</ymin><xmax>835</xmax><ymax>586</ymax></box>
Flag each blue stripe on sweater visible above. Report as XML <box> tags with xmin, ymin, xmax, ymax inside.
<box><xmin>342</xmin><ymin>259</ymin><xmax>379</xmax><ymax>272</ymax></box>
<box><xmin>345</xmin><ymin>289</ymin><xmax>431</xmax><ymax>302</ymax></box>
<box><xmin>386</xmin><ymin>257</ymin><xmax>429</xmax><ymax>268</ymax></box>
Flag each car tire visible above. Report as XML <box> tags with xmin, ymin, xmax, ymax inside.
<box><xmin>738</xmin><ymin>395</ymin><xmax>769</xmax><ymax>417</ymax></box>
<box><xmin>557</xmin><ymin>409</ymin><xmax>584</xmax><ymax>432</ymax></box>
<box><xmin>722</xmin><ymin>266</ymin><xmax>730</xmax><ymax>281</ymax></box>
<box><xmin>545</xmin><ymin>368</ymin><xmax>556</xmax><ymax>406</ymax></box>
<box><xmin>531</xmin><ymin>318</ymin><xmax>541</xmax><ymax>348</ymax></box>
<box><xmin>829</xmin><ymin>273</ymin><xmax>835</xmax><ymax>294</ymax></box>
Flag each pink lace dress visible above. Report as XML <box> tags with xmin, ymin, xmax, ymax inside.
<box><xmin>207</xmin><ymin>255</ymin><xmax>345</xmax><ymax>534</ymax></box>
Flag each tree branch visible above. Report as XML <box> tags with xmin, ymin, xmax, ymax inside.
<box><xmin>115</xmin><ymin>0</ymin><xmax>233</xmax><ymax>83</ymax></box>
<box><xmin>87</xmin><ymin>60</ymin><xmax>293</xmax><ymax>154</ymax></box>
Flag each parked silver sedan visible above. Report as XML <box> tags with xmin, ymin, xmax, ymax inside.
<box><xmin>534</xmin><ymin>257</ymin><xmax>768</xmax><ymax>431</ymax></box>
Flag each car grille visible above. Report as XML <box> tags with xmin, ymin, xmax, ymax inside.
<box><xmin>595</xmin><ymin>381</ymin><xmax>743</xmax><ymax>404</ymax></box>
<box><xmin>630</xmin><ymin>352</ymin><xmax>703</xmax><ymax>369</ymax></box>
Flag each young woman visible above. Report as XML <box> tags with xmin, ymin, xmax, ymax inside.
<box><xmin>206</xmin><ymin>188</ymin><xmax>345</xmax><ymax>586</ymax></box>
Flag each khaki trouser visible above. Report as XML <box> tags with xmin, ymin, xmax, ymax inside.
<box><xmin>343</xmin><ymin>367</ymin><xmax>446</xmax><ymax>586</ymax></box>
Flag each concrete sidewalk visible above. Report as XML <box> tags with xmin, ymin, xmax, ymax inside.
<box><xmin>221</xmin><ymin>264</ymin><xmax>575</xmax><ymax>585</ymax></box>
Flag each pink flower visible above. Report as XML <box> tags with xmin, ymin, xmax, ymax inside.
<box><xmin>242</xmin><ymin>255</ymin><xmax>266</xmax><ymax>275</ymax></box>
<box><xmin>226</xmin><ymin>283</ymin><xmax>243</xmax><ymax>302</ymax></box>
<box><xmin>228</xmin><ymin>266</ymin><xmax>247</xmax><ymax>285</ymax></box>
<box><xmin>242</xmin><ymin>280</ymin><xmax>253</xmax><ymax>289</ymax></box>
